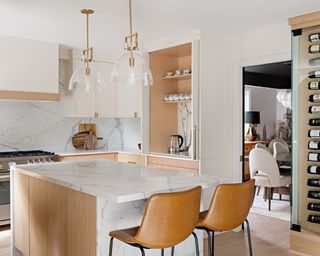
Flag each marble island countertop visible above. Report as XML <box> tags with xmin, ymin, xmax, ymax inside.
<box><xmin>12</xmin><ymin>159</ymin><xmax>219</xmax><ymax>203</ymax></box>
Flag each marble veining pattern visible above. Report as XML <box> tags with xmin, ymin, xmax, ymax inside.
<box><xmin>13</xmin><ymin>159</ymin><xmax>219</xmax><ymax>203</ymax></box>
<box><xmin>0</xmin><ymin>101</ymin><xmax>141</xmax><ymax>152</ymax></box>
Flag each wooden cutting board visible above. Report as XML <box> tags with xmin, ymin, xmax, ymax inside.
<box><xmin>79</xmin><ymin>124</ymin><xmax>96</xmax><ymax>135</ymax></box>
<box><xmin>72</xmin><ymin>131</ymin><xmax>89</xmax><ymax>150</ymax></box>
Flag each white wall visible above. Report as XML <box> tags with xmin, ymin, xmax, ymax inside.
<box><xmin>232</xmin><ymin>22</ymin><xmax>291</xmax><ymax>182</ymax></box>
<box><xmin>249</xmin><ymin>86</ymin><xmax>277</xmax><ymax>140</ymax></box>
<box><xmin>247</xmin><ymin>86</ymin><xmax>289</xmax><ymax>140</ymax></box>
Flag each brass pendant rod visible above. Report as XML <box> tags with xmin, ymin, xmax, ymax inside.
<box><xmin>129</xmin><ymin>0</ymin><xmax>133</xmax><ymax>36</ymax></box>
<box><xmin>128</xmin><ymin>0</ymin><xmax>134</xmax><ymax>66</ymax></box>
<box><xmin>86</xmin><ymin>12</ymin><xmax>89</xmax><ymax>51</ymax></box>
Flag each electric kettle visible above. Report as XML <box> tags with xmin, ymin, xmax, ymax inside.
<box><xmin>168</xmin><ymin>135</ymin><xmax>184</xmax><ymax>154</ymax></box>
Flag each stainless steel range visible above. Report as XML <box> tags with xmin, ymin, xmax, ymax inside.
<box><xmin>0</xmin><ymin>150</ymin><xmax>58</xmax><ymax>226</ymax></box>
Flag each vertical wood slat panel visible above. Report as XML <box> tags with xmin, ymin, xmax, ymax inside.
<box><xmin>29</xmin><ymin>177</ymin><xmax>47</xmax><ymax>256</ymax></box>
<box><xmin>68</xmin><ymin>189</ymin><xmax>97</xmax><ymax>256</ymax></box>
<box><xmin>14</xmin><ymin>172</ymin><xmax>97</xmax><ymax>256</ymax></box>
<box><xmin>13</xmin><ymin>172</ymin><xmax>30</xmax><ymax>255</ymax></box>
<box><xmin>47</xmin><ymin>182</ymin><xmax>68</xmax><ymax>256</ymax></box>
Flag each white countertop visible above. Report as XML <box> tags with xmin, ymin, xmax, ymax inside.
<box><xmin>56</xmin><ymin>147</ymin><xmax>198</xmax><ymax>161</ymax></box>
<box><xmin>13</xmin><ymin>159</ymin><xmax>219</xmax><ymax>203</ymax></box>
<box><xmin>55</xmin><ymin>147</ymin><xmax>141</xmax><ymax>156</ymax></box>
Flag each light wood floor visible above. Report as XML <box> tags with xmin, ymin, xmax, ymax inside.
<box><xmin>206</xmin><ymin>213</ymin><xmax>291</xmax><ymax>256</ymax></box>
<box><xmin>0</xmin><ymin>214</ymin><xmax>291</xmax><ymax>256</ymax></box>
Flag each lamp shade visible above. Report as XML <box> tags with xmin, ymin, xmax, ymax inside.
<box><xmin>111</xmin><ymin>51</ymin><xmax>153</xmax><ymax>87</ymax></box>
<box><xmin>245</xmin><ymin>111</ymin><xmax>260</xmax><ymax>124</ymax></box>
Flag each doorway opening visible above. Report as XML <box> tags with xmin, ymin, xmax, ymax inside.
<box><xmin>242</xmin><ymin>61</ymin><xmax>292</xmax><ymax>221</ymax></box>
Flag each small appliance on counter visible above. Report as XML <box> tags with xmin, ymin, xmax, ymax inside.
<box><xmin>0</xmin><ymin>150</ymin><xmax>59</xmax><ymax>226</ymax></box>
<box><xmin>168</xmin><ymin>135</ymin><xmax>184</xmax><ymax>154</ymax></box>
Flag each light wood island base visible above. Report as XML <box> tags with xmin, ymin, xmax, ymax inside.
<box><xmin>13</xmin><ymin>172</ymin><xmax>96</xmax><ymax>256</ymax></box>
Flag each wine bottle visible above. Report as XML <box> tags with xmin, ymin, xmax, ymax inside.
<box><xmin>309</xmin><ymin>106</ymin><xmax>320</xmax><ymax>113</ymax></box>
<box><xmin>308</xmin><ymin>191</ymin><xmax>320</xmax><ymax>199</ymax></box>
<box><xmin>308</xmin><ymin>179</ymin><xmax>320</xmax><ymax>187</ymax></box>
<box><xmin>309</xmin><ymin>130</ymin><xmax>320</xmax><ymax>137</ymax></box>
<box><xmin>308</xmin><ymin>152</ymin><xmax>320</xmax><ymax>161</ymax></box>
<box><xmin>309</xmin><ymin>33</ymin><xmax>320</xmax><ymax>42</ymax></box>
<box><xmin>309</xmin><ymin>81</ymin><xmax>320</xmax><ymax>90</ymax></box>
<box><xmin>309</xmin><ymin>141</ymin><xmax>320</xmax><ymax>149</ymax></box>
<box><xmin>309</xmin><ymin>45</ymin><xmax>320</xmax><ymax>53</ymax></box>
<box><xmin>310</xmin><ymin>94</ymin><xmax>320</xmax><ymax>102</ymax></box>
<box><xmin>309</xmin><ymin>119</ymin><xmax>320</xmax><ymax>126</ymax></box>
<box><xmin>309</xmin><ymin>57</ymin><xmax>320</xmax><ymax>66</ymax></box>
<box><xmin>308</xmin><ymin>203</ymin><xmax>320</xmax><ymax>212</ymax></box>
<box><xmin>308</xmin><ymin>215</ymin><xmax>320</xmax><ymax>224</ymax></box>
<box><xmin>308</xmin><ymin>166</ymin><xmax>320</xmax><ymax>174</ymax></box>
<box><xmin>309</xmin><ymin>71</ymin><xmax>320</xmax><ymax>78</ymax></box>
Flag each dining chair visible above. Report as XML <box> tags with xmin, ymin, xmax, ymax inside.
<box><xmin>273</xmin><ymin>141</ymin><xmax>290</xmax><ymax>162</ymax></box>
<box><xmin>108</xmin><ymin>186</ymin><xmax>202</xmax><ymax>256</ymax></box>
<box><xmin>255</xmin><ymin>143</ymin><xmax>270</xmax><ymax>152</ymax></box>
<box><xmin>249</xmin><ymin>148</ymin><xmax>291</xmax><ymax>211</ymax></box>
<box><xmin>196</xmin><ymin>179</ymin><xmax>255</xmax><ymax>256</ymax></box>
<box><xmin>268</xmin><ymin>138</ymin><xmax>289</xmax><ymax>155</ymax></box>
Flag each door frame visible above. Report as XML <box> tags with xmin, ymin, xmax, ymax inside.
<box><xmin>232</xmin><ymin>51</ymin><xmax>291</xmax><ymax>183</ymax></box>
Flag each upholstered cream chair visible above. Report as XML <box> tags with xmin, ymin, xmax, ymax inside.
<box><xmin>273</xmin><ymin>141</ymin><xmax>290</xmax><ymax>162</ymax></box>
<box><xmin>268</xmin><ymin>138</ymin><xmax>289</xmax><ymax>155</ymax></box>
<box><xmin>249</xmin><ymin>148</ymin><xmax>290</xmax><ymax>211</ymax></box>
<box><xmin>255</xmin><ymin>143</ymin><xmax>270</xmax><ymax>152</ymax></box>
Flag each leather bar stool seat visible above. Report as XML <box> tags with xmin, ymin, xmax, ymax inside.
<box><xmin>196</xmin><ymin>179</ymin><xmax>255</xmax><ymax>256</ymax></box>
<box><xmin>108</xmin><ymin>186</ymin><xmax>202</xmax><ymax>256</ymax></box>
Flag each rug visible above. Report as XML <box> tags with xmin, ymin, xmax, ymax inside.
<box><xmin>250</xmin><ymin>193</ymin><xmax>291</xmax><ymax>222</ymax></box>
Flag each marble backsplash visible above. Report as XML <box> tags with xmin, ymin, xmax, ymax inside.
<box><xmin>0</xmin><ymin>101</ymin><xmax>141</xmax><ymax>152</ymax></box>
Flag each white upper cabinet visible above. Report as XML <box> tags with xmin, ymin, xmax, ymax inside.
<box><xmin>64</xmin><ymin>49</ymin><xmax>141</xmax><ymax>118</ymax></box>
<box><xmin>0</xmin><ymin>35</ymin><xmax>59</xmax><ymax>100</ymax></box>
<box><xmin>116</xmin><ymin>84</ymin><xmax>141</xmax><ymax>118</ymax></box>
<box><xmin>71</xmin><ymin>58</ymin><xmax>116</xmax><ymax>118</ymax></box>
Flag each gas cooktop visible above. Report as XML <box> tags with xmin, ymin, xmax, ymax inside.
<box><xmin>0</xmin><ymin>150</ymin><xmax>55</xmax><ymax>158</ymax></box>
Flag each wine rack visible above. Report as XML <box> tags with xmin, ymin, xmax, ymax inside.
<box><xmin>295</xmin><ymin>27</ymin><xmax>320</xmax><ymax>231</ymax></box>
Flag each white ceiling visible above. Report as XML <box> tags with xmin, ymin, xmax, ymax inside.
<box><xmin>0</xmin><ymin>0</ymin><xmax>319</xmax><ymax>56</ymax></box>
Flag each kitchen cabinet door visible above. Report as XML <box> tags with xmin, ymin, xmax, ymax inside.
<box><xmin>94</xmin><ymin>61</ymin><xmax>116</xmax><ymax>118</ymax></box>
<box><xmin>0</xmin><ymin>35</ymin><xmax>59</xmax><ymax>101</ymax></box>
<box><xmin>116</xmin><ymin>83</ymin><xmax>142</xmax><ymax>118</ymax></box>
<box><xmin>71</xmin><ymin>59</ymin><xmax>116</xmax><ymax>118</ymax></box>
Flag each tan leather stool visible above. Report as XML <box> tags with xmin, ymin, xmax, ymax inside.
<box><xmin>108</xmin><ymin>186</ymin><xmax>202</xmax><ymax>256</ymax></box>
<box><xmin>196</xmin><ymin>179</ymin><xmax>255</xmax><ymax>256</ymax></box>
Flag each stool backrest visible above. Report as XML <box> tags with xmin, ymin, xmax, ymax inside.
<box><xmin>135</xmin><ymin>186</ymin><xmax>201</xmax><ymax>248</ymax></box>
<box><xmin>249</xmin><ymin>148</ymin><xmax>281</xmax><ymax>187</ymax></box>
<box><xmin>199</xmin><ymin>180</ymin><xmax>255</xmax><ymax>231</ymax></box>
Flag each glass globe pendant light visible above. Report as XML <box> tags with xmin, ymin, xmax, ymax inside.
<box><xmin>69</xmin><ymin>9</ymin><xmax>104</xmax><ymax>92</ymax></box>
<box><xmin>111</xmin><ymin>0</ymin><xmax>153</xmax><ymax>87</ymax></box>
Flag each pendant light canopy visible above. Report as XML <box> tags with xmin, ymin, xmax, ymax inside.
<box><xmin>111</xmin><ymin>0</ymin><xmax>153</xmax><ymax>87</ymax></box>
<box><xmin>69</xmin><ymin>9</ymin><xmax>104</xmax><ymax>92</ymax></box>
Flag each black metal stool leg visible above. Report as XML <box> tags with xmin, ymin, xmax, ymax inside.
<box><xmin>139</xmin><ymin>247</ymin><xmax>146</xmax><ymax>256</ymax></box>
<box><xmin>161</xmin><ymin>248</ymin><xmax>164</xmax><ymax>256</ymax></box>
<box><xmin>205</xmin><ymin>230</ymin><xmax>212</xmax><ymax>256</ymax></box>
<box><xmin>211</xmin><ymin>231</ymin><xmax>215</xmax><ymax>256</ymax></box>
<box><xmin>171</xmin><ymin>246</ymin><xmax>175</xmax><ymax>256</ymax></box>
<box><xmin>109</xmin><ymin>237</ymin><xmax>114</xmax><ymax>256</ymax></box>
<box><xmin>245</xmin><ymin>219</ymin><xmax>253</xmax><ymax>256</ymax></box>
<box><xmin>192</xmin><ymin>232</ymin><xmax>200</xmax><ymax>256</ymax></box>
